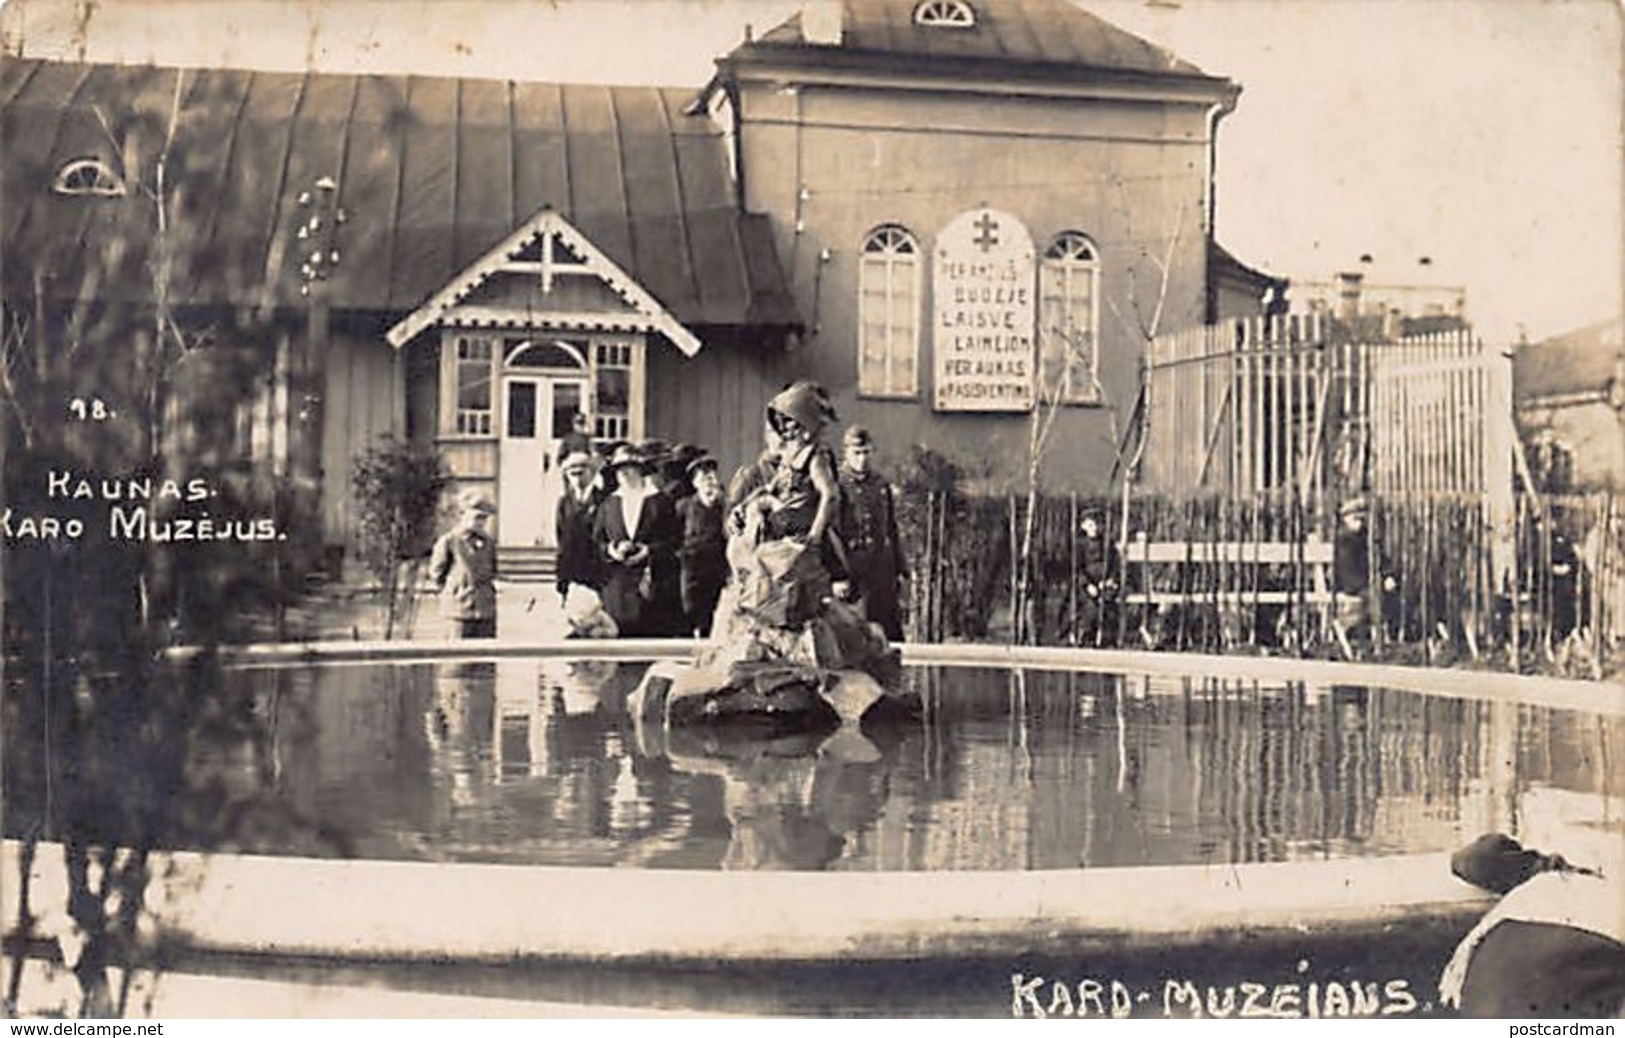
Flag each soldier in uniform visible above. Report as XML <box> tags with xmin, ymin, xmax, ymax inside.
<box><xmin>1074</xmin><ymin>507</ymin><xmax>1121</xmax><ymax>647</ymax></box>
<box><xmin>1549</xmin><ymin>518</ymin><xmax>1582</xmax><ymax>642</ymax></box>
<box><xmin>833</xmin><ymin>426</ymin><xmax>907</xmax><ymax>641</ymax></box>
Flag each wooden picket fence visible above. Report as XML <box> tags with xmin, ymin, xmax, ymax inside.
<box><xmin>898</xmin><ymin>488</ymin><xmax>1623</xmax><ymax>679</ymax></box>
<box><xmin>1142</xmin><ymin>316</ymin><xmax>1514</xmax><ymax>523</ymax></box>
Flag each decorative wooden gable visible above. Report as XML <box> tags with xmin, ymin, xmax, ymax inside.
<box><xmin>385</xmin><ymin>208</ymin><xmax>702</xmax><ymax>356</ymax></box>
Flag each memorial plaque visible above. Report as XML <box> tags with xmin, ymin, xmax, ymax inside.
<box><xmin>932</xmin><ymin>208</ymin><xmax>1036</xmax><ymax>412</ymax></box>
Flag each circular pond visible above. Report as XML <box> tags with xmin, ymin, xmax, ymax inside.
<box><xmin>8</xmin><ymin>655</ymin><xmax>1619</xmax><ymax>873</ymax></box>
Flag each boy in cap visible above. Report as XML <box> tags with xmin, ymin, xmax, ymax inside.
<box><xmin>677</xmin><ymin>454</ymin><xmax>728</xmax><ymax>636</ymax></box>
<box><xmin>833</xmin><ymin>425</ymin><xmax>907</xmax><ymax>640</ymax></box>
<box><xmin>429</xmin><ymin>489</ymin><xmax>499</xmax><ymax>638</ymax></box>
<box><xmin>664</xmin><ymin>444</ymin><xmax>705</xmax><ymax>505</ymax></box>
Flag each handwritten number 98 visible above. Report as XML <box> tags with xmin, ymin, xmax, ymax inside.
<box><xmin>68</xmin><ymin>398</ymin><xmax>113</xmax><ymax>421</ymax></box>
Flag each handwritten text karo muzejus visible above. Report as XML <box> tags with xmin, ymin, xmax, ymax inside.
<box><xmin>1</xmin><ymin>469</ymin><xmax>286</xmax><ymax>543</ymax></box>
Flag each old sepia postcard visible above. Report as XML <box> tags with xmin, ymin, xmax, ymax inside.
<box><xmin>1</xmin><ymin>0</ymin><xmax>1621</xmax><ymax>1021</ymax></box>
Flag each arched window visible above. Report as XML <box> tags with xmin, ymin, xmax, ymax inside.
<box><xmin>858</xmin><ymin>225</ymin><xmax>921</xmax><ymax>398</ymax></box>
<box><xmin>1039</xmin><ymin>231</ymin><xmax>1101</xmax><ymax>404</ymax></box>
<box><xmin>913</xmin><ymin>0</ymin><xmax>975</xmax><ymax>28</ymax></box>
<box><xmin>505</xmin><ymin>338</ymin><xmax>587</xmax><ymax>370</ymax></box>
<box><xmin>52</xmin><ymin>158</ymin><xmax>125</xmax><ymax>197</ymax></box>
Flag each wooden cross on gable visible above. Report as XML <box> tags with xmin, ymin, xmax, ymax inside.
<box><xmin>507</xmin><ymin>226</ymin><xmax>585</xmax><ymax>294</ymax></box>
<box><xmin>385</xmin><ymin>207</ymin><xmax>703</xmax><ymax>355</ymax></box>
<box><xmin>540</xmin><ymin>231</ymin><xmax>556</xmax><ymax>294</ymax></box>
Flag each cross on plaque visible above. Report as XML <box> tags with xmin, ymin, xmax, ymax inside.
<box><xmin>973</xmin><ymin>212</ymin><xmax>999</xmax><ymax>252</ymax></box>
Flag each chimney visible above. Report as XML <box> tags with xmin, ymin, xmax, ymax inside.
<box><xmin>801</xmin><ymin>1</ymin><xmax>844</xmax><ymax>45</ymax></box>
<box><xmin>1336</xmin><ymin>271</ymin><xmax>1363</xmax><ymax>322</ymax></box>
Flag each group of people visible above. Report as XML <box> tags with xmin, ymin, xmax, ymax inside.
<box><xmin>553</xmin><ymin>437</ymin><xmax>728</xmax><ymax>639</ymax></box>
<box><xmin>423</xmin><ymin>381</ymin><xmax>909</xmax><ymax>647</ymax></box>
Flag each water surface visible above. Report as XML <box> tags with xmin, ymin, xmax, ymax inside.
<box><xmin>6</xmin><ymin>659</ymin><xmax>1619</xmax><ymax>871</ymax></box>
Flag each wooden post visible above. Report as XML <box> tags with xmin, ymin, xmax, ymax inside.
<box><xmin>1008</xmin><ymin>493</ymin><xmax>1019</xmax><ymax>645</ymax></box>
<box><xmin>923</xmin><ymin>490</ymin><xmax>936</xmax><ymax>646</ymax></box>
<box><xmin>293</xmin><ymin>176</ymin><xmax>342</xmax><ymax>563</ymax></box>
<box><xmin>933</xmin><ymin>490</ymin><xmax>946</xmax><ymax>641</ymax></box>
<box><xmin>1069</xmin><ymin>491</ymin><xmax>1079</xmax><ymax>647</ymax></box>
<box><xmin>1421</xmin><ymin>495</ymin><xmax>1434</xmax><ymax>663</ymax></box>
<box><xmin>1368</xmin><ymin>494</ymin><xmax>1383</xmax><ymax>658</ymax></box>
<box><xmin>1510</xmin><ymin>493</ymin><xmax>1523</xmax><ymax>673</ymax></box>
<box><xmin>1294</xmin><ymin>487</ymin><xmax>1307</xmax><ymax>656</ymax></box>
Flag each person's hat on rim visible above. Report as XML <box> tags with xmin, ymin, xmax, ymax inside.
<box><xmin>560</xmin><ymin>451</ymin><xmax>594</xmax><ymax>474</ymax></box>
<box><xmin>686</xmin><ymin>453</ymin><xmax>719</xmax><ymax>478</ymax></box>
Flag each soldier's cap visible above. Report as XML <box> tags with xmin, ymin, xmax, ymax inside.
<box><xmin>843</xmin><ymin>425</ymin><xmax>874</xmax><ymax>448</ymax></box>
<box><xmin>686</xmin><ymin>454</ymin><xmax>720</xmax><ymax>478</ymax></box>
<box><xmin>459</xmin><ymin>490</ymin><xmax>496</xmax><ymax>515</ymax></box>
<box><xmin>559</xmin><ymin>452</ymin><xmax>594</xmax><ymax>474</ymax></box>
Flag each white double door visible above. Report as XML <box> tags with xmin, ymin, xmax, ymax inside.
<box><xmin>498</xmin><ymin>374</ymin><xmax>588</xmax><ymax>548</ymax></box>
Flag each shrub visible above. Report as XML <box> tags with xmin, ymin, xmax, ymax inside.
<box><xmin>351</xmin><ymin>436</ymin><xmax>450</xmax><ymax>638</ymax></box>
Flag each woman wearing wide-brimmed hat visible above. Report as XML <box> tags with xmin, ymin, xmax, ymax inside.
<box><xmin>592</xmin><ymin>445</ymin><xmax>682</xmax><ymax>637</ymax></box>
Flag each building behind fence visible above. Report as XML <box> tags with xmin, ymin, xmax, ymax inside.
<box><xmin>895</xmin><ymin>313</ymin><xmax>1621</xmax><ymax>678</ymax></box>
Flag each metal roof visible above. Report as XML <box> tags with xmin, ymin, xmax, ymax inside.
<box><xmin>0</xmin><ymin>57</ymin><xmax>797</xmax><ymax>328</ymax></box>
<box><xmin>1515</xmin><ymin>319</ymin><xmax>1624</xmax><ymax>404</ymax></box>
<box><xmin>734</xmin><ymin>0</ymin><xmax>1226</xmax><ymax>87</ymax></box>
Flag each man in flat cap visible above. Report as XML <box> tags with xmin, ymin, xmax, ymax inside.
<box><xmin>834</xmin><ymin>425</ymin><xmax>907</xmax><ymax>641</ymax></box>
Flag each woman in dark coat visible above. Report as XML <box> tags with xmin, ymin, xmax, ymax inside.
<box><xmin>593</xmin><ymin>446</ymin><xmax>682</xmax><ymax>637</ymax></box>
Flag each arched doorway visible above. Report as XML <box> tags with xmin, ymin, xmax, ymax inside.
<box><xmin>499</xmin><ymin>339</ymin><xmax>590</xmax><ymax>548</ymax></box>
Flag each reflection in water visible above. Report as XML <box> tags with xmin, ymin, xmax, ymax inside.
<box><xmin>5</xmin><ymin>661</ymin><xmax>1620</xmax><ymax>872</ymax></box>
<box><xmin>657</xmin><ymin>725</ymin><xmax>895</xmax><ymax>870</ymax></box>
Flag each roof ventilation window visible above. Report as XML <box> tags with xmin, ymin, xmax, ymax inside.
<box><xmin>52</xmin><ymin>158</ymin><xmax>125</xmax><ymax>198</ymax></box>
<box><xmin>913</xmin><ymin>0</ymin><xmax>975</xmax><ymax>28</ymax></box>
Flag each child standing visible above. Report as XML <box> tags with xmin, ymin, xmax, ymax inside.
<box><xmin>429</xmin><ymin>490</ymin><xmax>498</xmax><ymax>639</ymax></box>
<box><xmin>677</xmin><ymin>455</ymin><xmax>728</xmax><ymax>637</ymax></box>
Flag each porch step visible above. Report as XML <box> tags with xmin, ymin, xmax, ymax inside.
<box><xmin>497</xmin><ymin>546</ymin><xmax>557</xmax><ymax>583</ymax></box>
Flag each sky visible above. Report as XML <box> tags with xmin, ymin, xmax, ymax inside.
<box><xmin>2</xmin><ymin>0</ymin><xmax>1620</xmax><ymax>343</ymax></box>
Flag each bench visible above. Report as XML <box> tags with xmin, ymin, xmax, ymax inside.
<box><xmin>1119</xmin><ymin>538</ymin><xmax>1337</xmax><ymax>609</ymax></box>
